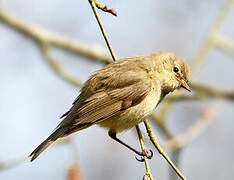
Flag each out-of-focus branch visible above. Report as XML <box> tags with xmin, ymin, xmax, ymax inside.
<box><xmin>163</xmin><ymin>106</ymin><xmax>221</xmax><ymax>152</ymax></box>
<box><xmin>40</xmin><ymin>42</ymin><xmax>83</xmax><ymax>87</ymax></box>
<box><xmin>165</xmin><ymin>82</ymin><xmax>234</xmax><ymax>102</ymax></box>
<box><xmin>149</xmin><ymin>112</ymin><xmax>173</xmax><ymax>139</ymax></box>
<box><xmin>0</xmin><ymin>10</ymin><xmax>110</xmax><ymax>87</ymax></box>
<box><xmin>0</xmin><ymin>154</ymin><xmax>28</xmax><ymax>172</ymax></box>
<box><xmin>190</xmin><ymin>0</ymin><xmax>234</xmax><ymax>71</ymax></box>
<box><xmin>214</xmin><ymin>33</ymin><xmax>234</xmax><ymax>58</ymax></box>
<box><xmin>0</xmin><ymin>11</ymin><xmax>112</xmax><ymax>64</ymax></box>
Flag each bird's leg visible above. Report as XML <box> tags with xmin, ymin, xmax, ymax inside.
<box><xmin>108</xmin><ymin>130</ymin><xmax>153</xmax><ymax>160</ymax></box>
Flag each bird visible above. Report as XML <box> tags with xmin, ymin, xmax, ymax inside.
<box><xmin>29</xmin><ymin>51</ymin><xmax>190</xmax><ymax>161</ymax></box>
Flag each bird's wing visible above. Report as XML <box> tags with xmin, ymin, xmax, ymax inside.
<box><xmin>59</xmin><ymin>65</ymin><xmax>153</xmax><ymax>134</ymax></box>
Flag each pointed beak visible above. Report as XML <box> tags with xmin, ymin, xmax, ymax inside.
<box><xmin>180</xmin><ymin>79</ymin><xmax>191</xmax><ymax>92</ymax></box>
<box><xmin>176</xmin><ymin>78</ymin><xmax>191</xmax><ymax>92</ymax></box>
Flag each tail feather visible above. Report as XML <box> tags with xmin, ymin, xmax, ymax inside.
<box><xmin>29</xmin><ymin>127</ymin><xmax>65</xmax><ymax>162</ymax></box>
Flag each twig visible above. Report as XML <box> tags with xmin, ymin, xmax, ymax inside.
<box><xmin>144</xmin><ymin>120</ymin><xmax>187</xmax><ymax>180</ymax></box>
<box><xmin>136</xmin><ymin>125</ymin><xmax>154</xmax><ymax>180</ymax></box>
<box><xmin>91</xmin><ymin>0</ymin><xmax>117</xmax><ymax>16</ymax></box>
<box><xmin>88</xmin><ymin>0</ymin><xmax>117</xmax><ymax>61</ymax></box>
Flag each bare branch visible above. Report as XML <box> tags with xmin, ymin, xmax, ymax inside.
<box><xmin>144</xmin><ymin>120</ymin><xmax>187</xmax><ymax>180</ymax></box>
<box><xmin>136</xmin><ymin>125</ymin><xmax>154</xmax><ymax>180</ymax></box>
<box><xmin>88</xmin><ymin>0</ymin><xmax>117</xmax><ymax>61</ymax></box>
<box><xmin>91</xmin><ymin>0</ymin><xmax>117</xmax><ymax>16</ymax></box>
<box><xmin>0</xmin><ymin>11</ymin><xmax>112</xmax><ymax>64</ymax></box>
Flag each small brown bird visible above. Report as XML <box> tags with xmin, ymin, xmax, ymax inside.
<box><xmin>30</xmin><ymin>52</ymin><xmax>190</xmax><ymax>161</ymax></box>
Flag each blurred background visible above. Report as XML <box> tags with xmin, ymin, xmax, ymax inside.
<box><xmin>0</xmin><ymin>0</ymin><xmax>234</xmax><ymax>179</ymax></box>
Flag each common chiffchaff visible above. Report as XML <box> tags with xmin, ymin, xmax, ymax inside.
<box><xmin>30</xmin><ymin>52</ymin><xmax>190</xmax><ymax>161</ymax></box>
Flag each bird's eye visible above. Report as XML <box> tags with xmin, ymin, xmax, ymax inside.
<box><xmin>173</xmin><ymin>66</ymin><xmax>179</xmax><ymax>73</ymax></box>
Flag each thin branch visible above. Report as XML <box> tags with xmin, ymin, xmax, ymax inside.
<box><xmin>88</xmin><ymin>0</ymin><xmax>117</xmax><ymax>61</ymax></box>
<box><xmin>92</xmin><ymin>0</ymin><xmax>117</xmax><ymax>16</ymax></box>
<box><xmin>144</xmin><ymin>120</ymin><xmax>187</xmax><ymax>180</ymax></box>
<box><xmin>136</xmin><ymin>125</ymin><xmax>154</xmax><ymax>180</ymax></box>
<box><xmin>190</xmin><ymin>39</ymin><xmax>215</xmax><ymax>72</ymax></box>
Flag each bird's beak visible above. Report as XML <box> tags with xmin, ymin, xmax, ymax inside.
<box><xmin>177</xmin><ymin>78</ymin><xmax>191</xmax><ymax>92</ymax></box>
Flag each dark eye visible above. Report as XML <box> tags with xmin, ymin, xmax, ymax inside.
<box><xmin>173</xmin><ymin>67</ymin><xmax>179</xmax><ymax>73</ymax></box>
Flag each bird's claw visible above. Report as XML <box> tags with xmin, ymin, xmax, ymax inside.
<box><xmin>135</xmin><ymin>149</ymin><xmax>153</xmax><ymax>162</ymax></box>
<box><xmin>135</xmin><ymin>156</ymin><xmax>145</xmax><ymax>162</ymax></box>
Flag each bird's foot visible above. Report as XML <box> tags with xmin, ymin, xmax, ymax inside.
<box><xmin>135</xmin><ymin>149</ymin><xmax>153</xmax><ymax>162</ymax></box>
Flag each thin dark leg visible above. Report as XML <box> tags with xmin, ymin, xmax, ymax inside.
<box><xmin>108</xmin><ymin>130</ymin><xmax>153</xmax><ymax>160</ymax></box>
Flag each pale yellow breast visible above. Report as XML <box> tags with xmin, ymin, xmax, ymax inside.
<box><xmin>98</xmin><ymin>85</ymin><xmax>161</xmax><ymax>132</ymax></box>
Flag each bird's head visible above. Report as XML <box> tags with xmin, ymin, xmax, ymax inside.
<box><xmin>153</xmin><ymin>52</ymin><xmax>190</xmax><ymax>93</ymax></box>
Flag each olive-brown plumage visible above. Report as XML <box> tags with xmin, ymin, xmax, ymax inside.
<box><xmin>30</xmin><ymin>52</ymin><xmax>190</xmax><ymax>161</ymax></box>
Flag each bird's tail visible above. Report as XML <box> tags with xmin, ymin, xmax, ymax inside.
<box><xmin>29</xmin><ymin>127</ymin><xmax>65</xmax><ymax>162</ymax></box>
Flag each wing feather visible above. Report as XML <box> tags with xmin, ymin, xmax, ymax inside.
<box><xmin>59</xmin><ymin>59</ymin><xmax>154</xmax><ymax>134</ymax></box>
